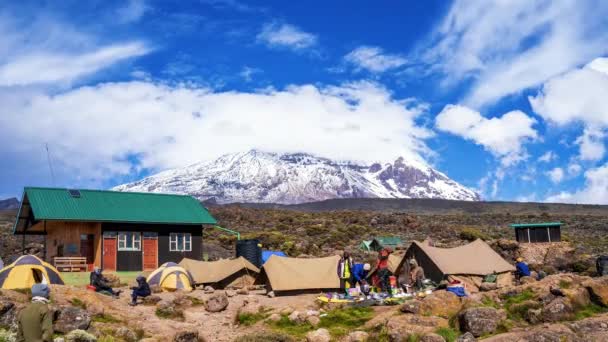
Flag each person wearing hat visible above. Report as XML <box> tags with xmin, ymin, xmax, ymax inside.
<box><xmin>90</xmin><ymin>267</ymin><xmax>121</xmax><ymax>297</ymax></box>
<box><xmin>408</xmin><ymin>259</ymin><xmax>425</xmax><ymax>290</ymax></box>
<box><xmin>16</xmin><ymin>283</ymin><xmax>53</xmax><ymax>342</ymax></box>
<box><xmin>352</xmin><ymin>263</ymin><xmax>371</xmax><ymax>288</ymax></box>
<box><xmin>129</xmin><ymin>275</ymin><xmax>151</xmax><ymax>306</ymax></box>
<box><xmin>515</xmin><ymin>257</ymin><xmax>531</xmax><ymax>280</ymax></box>
<box><xmin>337</xmin><ymin>251</ymin><xmax>355</xmax><ymax>294</ymax></box>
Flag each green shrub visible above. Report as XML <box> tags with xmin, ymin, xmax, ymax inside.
<box><xmin>238</xmin><ymin>308</ymin><xmax>272</xmax><ymax>326</ymax></box>
<box><xmin>0</xmin><ymin>329</ymin><xmax>16</xmax><ymax>342</ymax></box>
<box><xmin>92</xmin><ymin>313</ymin><xmax>122</xmax><ymax>323</ymax></box>
<box><xmin>502</xmin><ymin>289</ymin><xmax>539</xmax><ymax>321</ymax></box>
<box><xmin>234</xmin><ymin>332</ymin><xmax>294</xmax><ymax>342</ymax></box>
<box><xmin>559</xmin><ymin>280</ymin><xmax>572</xmax><ymax>289</ymax></box>
<box><xmin>435</xmin><ymin>327</ymin><xmax>459</xmax><ymax>342</ymax></box>
<box><xmin>318</xmin><ymin>307</ymin><xmax>374</xmax><ymax>337</ymax></box>
<box><xmin>70</xmin><ymin>298</ymin><xmax>87</xmax><ymax>309</ymax></box>
<box><xmin>574</xmin><ymin>303</ymin><xmax>608</xmax><ymax>320</ymax></box>
<box><xmin>459</xmin><ymin>228</ymin><xmax>489</xmax><ymax>241</ymax></box>
<box><xmin>65</xmin><ymin>329</ymin><xmax>96</xmax><ymax>342</ymax></box>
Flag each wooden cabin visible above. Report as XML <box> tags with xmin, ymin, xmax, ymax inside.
<box><xmin>13</xmin><ymin>187</ymin><xmax>217</xmax><ymax>272</ymax></box>
<box><xmin>510</xmin><ymin>222</ymin><xmax>562</xmax><ymax>243</ymax></box>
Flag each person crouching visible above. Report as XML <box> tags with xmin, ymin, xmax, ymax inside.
<box><xmin>16</xmin><ymin>283</ymin><xmax>53</xmax><ymax>342</ymax></box>
<box><xmin>129</xmin><ymin>275</ymin><xmax>151</xmax><ymax>306</ymax></box>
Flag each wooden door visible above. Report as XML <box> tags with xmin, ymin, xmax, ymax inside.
<box><xmin>80</xmin><ymin>234</ymin><xmax>95</xmax><ymax>264</ymax></box>
<box><xmin>143</xmin><ymin>233</ymin><xmax>158</xmax><ymax>270</ymax></box>
<box><xmin>103</xmin><ymin>238</ymin><xmax>117</xmax><ymax>271</ymax></box>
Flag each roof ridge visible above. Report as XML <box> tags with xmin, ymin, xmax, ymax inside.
<box><xmin>24</xmin><ymin>186</ymin><xmax>195</xmax><ymax>199</ymax></box>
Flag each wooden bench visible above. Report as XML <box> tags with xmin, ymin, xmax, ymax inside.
<box><xmin>54</xmin><ymin>257</ymin><xmax>88</xmax><ymax>272</ymax></box>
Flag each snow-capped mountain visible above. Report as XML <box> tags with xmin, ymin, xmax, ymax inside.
<box><xmin>113</xmin><ymin>150</ymin><xmax>480</xmax><ymax>204</ymax></box>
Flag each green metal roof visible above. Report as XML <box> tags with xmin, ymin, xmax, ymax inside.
<box><xmin>374</xmin><ymin>236</ymin><xmax>403</xmax><ymax>245</ymax></box>
<box><xmin>15</xmin><ymin>187</ymin><xmax>216</xmax><ymax>232</ymax></box>
<box><xmin>510</xmin><ymin>222</ymin><xmax>562</xmax><ymax>229</ymax></box>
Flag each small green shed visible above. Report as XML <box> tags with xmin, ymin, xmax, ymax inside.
<box><xmin>510</xmin><ymin>222</ymin><xmax>562</xmax><ymax>243</ymax></box>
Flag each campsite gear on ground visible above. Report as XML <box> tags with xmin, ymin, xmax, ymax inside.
<box><xmin>597</xmin><ymin>256</ymin><xmax>608</xmax><ymax>276</ymax></box>
<box><xmin>236</xmin><ymin>239</ymin><xmax>263</xmax><ymax>268</ymax></box>
<box><xmin>361</xmin><ymin>283</ymin><xmax>371</xmax><ymax>296</ymax></box>
<box><xmin>147</xmin><ymin>262</ymin><xmax>194</xmax><ymax>292</ymax></box>
<box><xmin>483</xmin><ymin>273</ymin><xmax>498</xmax><ymax>283</ymax></box>
<box><xmin>0</xmin><ymin>255</ymin><xmax>64</xmax><ymax>290</ymax></box>
<box><xmin>130</xmin><ymin>275</ymin><xmax>152</xmax><ymax>305</ymax></box>
<box><xmin>90</xmin><ymin>268</ymin><xmax>121</xmax><ymax>297</ymax></box>
<box><xmin>181</xmin><ymin>257</ymin><xmax>259</xmax><ymax>289</ymax></box>
<box><xmin>16</xmin><ymin>284</ymin><xmax>53</xmax><ymax>342</ymax></box>
<box><xmin>404</xmin><ymin>239</ymin><xmax>515</xmax><ymax>292</ymax></box>
<box><xmin>262</xmin><ymin>250</ymin><xmax>287</xmax><ymax>264</ymax></box>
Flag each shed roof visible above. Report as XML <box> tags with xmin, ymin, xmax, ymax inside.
<box><xmin>374</xmin><ymin>236</ymin><xmax>403</xmax><ymax>246</ymax></box>
<box><xmin>14</xmin><ymin>187</ymin><xmax>216</xmax><ymax>234</ymax></box>
<box><xmin>510</xmin><ymin>222</ymin><xmax>562</xmax><ymax>229</ymax></box>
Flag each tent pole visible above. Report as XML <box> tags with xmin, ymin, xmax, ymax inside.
<box><xmin>43</xmin><ymin>221</ymin><xmax>47</xmax><ymax>260</ymax></box>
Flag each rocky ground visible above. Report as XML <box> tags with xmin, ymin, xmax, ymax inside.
<box><xmin>1</xmin><ymin>273</ymin><xmax>608</xmax><ymax>341</ymax></box>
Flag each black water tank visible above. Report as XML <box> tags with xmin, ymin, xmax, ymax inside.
<box><xmin>597</xmin><ymin>256</ymin><xmax>608</xmax><ymax>276</ymax></box>
<box><xmin>236</xmin><ymin>239</ymin><xmax>262</xmax><ymax>268</ymax></box>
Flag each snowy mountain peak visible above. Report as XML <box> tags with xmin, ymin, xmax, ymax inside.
<box><xmin>113</xmin><ymin>150</ymin><xmax>480</xmax><ymax>204</ymax></box>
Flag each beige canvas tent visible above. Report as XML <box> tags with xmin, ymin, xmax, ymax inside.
<box><xmin>179</xmin><ymin>257</ymin><xmax>260</xmax><ymax>289</ymax></box>
<box><xmin>404</xmin><ymin>239</ymin><xmax>515</xmax><ymax>292</ymax></box>
<box><xmin>259</xmin><ymin>255</ymin><xmax>341</xmax><ymax>294</ymax></box>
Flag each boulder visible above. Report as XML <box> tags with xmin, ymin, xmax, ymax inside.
<box><xmin>267</xmin><ymin>313</ymin><xmax>282</xmax><ymax>322</ymax></box>
<box><xmin>115</xmin><ymin>327</ymin><xmax>138</xmax><ymax>342</ymax></box>
<box><xmin>519</xmin><ymin>276</ymin><xmax>535</xmax><ymax>284</ymax></box>
<box><xmin>203</xmin><ymin>286</ymin><xmax>215</xmax><ymax>294</ymax></box>
<box><xmin>103</xmin><ymin>273</ymin><xmax>121</xmax><ymax>287</ymax></box>
<box><xmin>386</xmin><ymin>314</ymin><xmax>449</xmax><ymax>340</ymax></box>
<box><xmin>400</xmin><ymin>300</ymin><xmax>421</xmax><ymax>314</ymax></box>
<box><xmin>540</xmin><ymin>297</ymin><xmax>574</xmax><ymax>322</ymax></box>
<box><xmin>306</xmin><ymin>310</ymin><xmax>320</xmax><ymax>317</ymax></box>
<box><xmin>420</xmin><ymin>333</ymin><xmax>446</xmax><ymax>342</ymax></box>
<box><xmin>0</xmin><ymin>300</ymin><xmax>17</xmax><ymax>329</ymax></box>
<box><xmin>584</xmin><ymin>277</ymin><xmax>608</xmax><ymax>307</ymax></box>
<box><xmin>173</xmin><ymin>294</ymin><xmax>192</xmax><ymax>307</ymax></box>
<box><xmin>236</xmin><ymin>288</ymin><xmax>249</xmax><ymax>295</ymax></box>
<box><xmin>238</xmin><ymin>301</ymin><xmax>262</xmax><ymax>316</ymax></box>
<box><xmin>174</xmin><ymin>330</ymin><xmax>200</xmax><ymax>342</ymax></box>
<box><xmin>568</xmin><ymin>314</ymin><xmax>608</xmax><ymax>341</ymax></box>
<box><xmin>481</xmin><ymin>323</ymin><xmax>577</xmax><ymax>342</ymax></box>
<box><xmin>156</xmin><ymin>300</ymin><xmax>177</xmax><ymax>317</ymax></box>
<box><xmin>458</xmin><ymin>307</ymin><xmax>506</xmax><ymax>337</ymax></box>
<box><xmin>288</xmin><ymin>310</ymin><xmax>306</xmax><ymax>324</ymax></box>
<box><xmin>457</xmin><ymin>332</ymin><xmax>476</xmax><ymax>342</ymax></box>
<box><xmin>479</xmin><ymin>282</ymin><xmax>497</xmax><ymax>292</ymax></box>
<box><xmin>65</xmin><ymin>329</ymin><xmax>97</xmax><ymax>342</ymax></box>
<box><xmin>419</xmin><ymin>290</ymin><xmax>462</xmax><ymax>318</ymax></box>
<box><xmin>347</xmin><ymin>331</ymin><xmax>369</xmax><ymax>342</ymax></box>
<box><xmin>142</xmin><ymin>295</ymin><xmax>162</xmax><ymax>305</ymax></box>
<box><xmin>563</xmin><ymin>287</ymin><xmax>591</xmax><ymax>309</ymax></box>
<box><xmin>280</xmin><ymin>307</ymin><xmax>294</xmax><ymax>315</ymax></box>
<box><xmin>306</xmin><ymin>328</ymin><xmax>331</xmax><ymax>342</ymax></box>
<box><xmin>204</xmin><ymin>294</ymin><xmax>228</xmax><ymax>313</ymax></box>
<box><xmin>225</xmin><ymin>290</ymin><xmax>237</xmax><ymax>297</ymax></box>
<box><xmin>307</xmin><ymin>315</ymin><xmax>320</xmax><ymax>327</ymax></box>
<box><xmin>54</xmin><ymin>307</ymin><xmax>91</xmax><ymax>334</ymax></box>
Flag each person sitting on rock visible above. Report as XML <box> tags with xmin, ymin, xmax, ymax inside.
<box><xmin>16</xmin><ymin>283</ymin><xmax>53</xmax><ymax>342</ymax></box>
<box><xmin>515</xmin><ymin>257</ymin><xmax>531</xmax><ymax>280</ymax></box>
<box><xmin>352</xmin><ymin>263</ymin><xmax>371</xmax><ymax>288</ymax></box>
<box><xmin>408</xmin><ymin>259</ymin><xmax>426</xmax><ymax>290</ymax></box>
<box><xmin>129</xmin><ymin>275</ymin><xmax>151</xmax><ymax>306</ymax></box>
<box><xmin>90</xmin><ymin>267</ymin><xmax>121</xmax><ymax>297</ymax></box>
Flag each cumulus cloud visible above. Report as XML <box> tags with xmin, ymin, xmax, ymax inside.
<box><xmin>344</xmin><ymin>46</ymin><xmax>407</xmax><ymax>73</ymax></box>
<box><xmin>575</xmin><ymin>128</ymin><xmax>606</xmax><ymax>161</ymax></box>
<box><xmin>257</xmin><ymin>22</ymin><xmax>317</xmax><ymax>51</ymax></box>
<box><xmin>116</xmin><ymin>0</ymin><xmax>149</xmax><ymax>23</ymax></box>
<box><xmin>239</xmin><ymin>66</ymin><xmax>262</xmax><ymax>82</ymax></box>
<box><xmin>567</xmin><ymin>163</ymin><xmax>582</xmax><ymax>177</ymax></box>
<box><xmin>435</xmin><ymin>104</ymin><xmax>538</xmax><ymax>166</ymax></box>
<box><xmin>538</xmin><ymin>151</ymin><xmax>557</xmax><ymax>163</ymax></box>
<box><xmin>546</xmin><ymin>163</ymin><xmax>608</xmax><ymax>204</ymax></box>
<box><xmin>421</xmin><ymin>0</ymin><xmax>608</xmax><ymax>107</ymax></box>
<box><xmin>0</xmin><ymin>81</ymin><xmax>432</xmax><ymax>188</ymax></box>
<box><xmin>546</xmin><ymin>167</ymin><xmax>564</xmax><ymax>184</ymax></box>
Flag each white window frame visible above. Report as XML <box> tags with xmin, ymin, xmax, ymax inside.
<box><xmin>118</xmin><ymin>232</ymin><xmax>141</xmax><ymax>251</ymax></box>
<box><xmin>170</xmin><ymin>233</ymin><xmax>192</xmax><ymax>252</ymax></box>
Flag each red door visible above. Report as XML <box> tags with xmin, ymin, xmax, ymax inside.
<box><xmin>143</xmin><ymin>233</ymin><xmax>158</xmax><ymax>271</ymax></box>
<box><xmin>103</xmin><ymin>238</ymin><xmax>117</xmax><ymax>271</ymax></box>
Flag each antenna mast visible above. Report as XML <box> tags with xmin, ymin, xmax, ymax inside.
<box><xmin>45</xmin><ymin>143</ymin><xmax>56</xmax><ymax>186</ymax></box>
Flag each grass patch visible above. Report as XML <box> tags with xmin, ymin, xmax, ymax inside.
<box><xmin>92</xmin><ymin>313</ymin><xmax>122</xmax><ymax>324</ymax></box>
<box><xmin>98</xmin><ymin>336</ymin><xmax>117</xmax><ymax>342</ymax></box>
<box><xmin>61</xmin><ymin>272</ymin><xmax>141</xmax><ymax>287</ymax></box>
<box><xmin>574</xmin><ymin>303</ymin><xmax>608</xmax><ymax>320</ymax></box>
<box><xmin>481</xmin><ymin>296</ymin><xmax>501</xmax><ymax>309</ymax></box>
<box><xmin>435</xmin><ymin>327</ymin><xmax>459</xmax><ymax>342</ymax></box>
<box><xmin>269</xmin><ymin>315</ymin><xmax>313</xmax><ymax>339</ymax></box>
<box><xmin>155</xmin><ymin>308</ymin><xmax>184</xmax><ymax>321</ymax></box>
<box><xmin>502</xmin><ymin>289</ymin><xmax>539</xmax><ymax>321</ymax></box>
<box><xmin>559</xmin><ymin>280</ymin><xmax>572</xmax><ymax>289</ymax></box>
<box><xmin>238</xmin><ymin>308</ymin><xmax>272</xmax><ymax>327</ymax></box>
<box><xmin>70</xmin><ymin>297</ymin><xmax>87</xmax><ymax>309</ymax></box>
<box><xmin>407</xmin><ymin>333</ymin><xmax>421</xmax><ymax>342</ymax></box>
<box><xmin>459</xmin><ymin>227</ymin><xmax>490</xmax><ymax>241</ymax></box>
<box><xmin>188</xmin><ymin>296</ymin><xmax>204</xmax><ymax>306</ymax></box>
<box><xmin>234</xmin><ymin>332</ymin><xmax>295</xmax><ymax>342</ymax></box>
<box><xmin>318</xmin><ymin>307</ymin><xmax>375</xmax><ymax>337</ymax></box>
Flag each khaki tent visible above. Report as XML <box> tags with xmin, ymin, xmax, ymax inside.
<box><xmin>404</xmin><ymin>239</ymin><xmax>515</xmax><ymax>292</ymax></box>
<box><xmin>260</xmin><ymin>255</ymin><xmax>341</xmax><ymax>293</ymax></box>
<box><xmin>179</xmin><ymin>257</ymin><xmax>260</xmax><ymax>289</ymax></box>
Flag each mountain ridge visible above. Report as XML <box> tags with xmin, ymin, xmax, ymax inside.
<box><xmin>114</xmin><ymin>150</ymin><xmax>480</xmax><ymax>204</ymax></box>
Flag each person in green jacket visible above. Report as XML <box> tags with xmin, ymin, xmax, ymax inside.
<box><xmin>16</xmin><ymin>283</ymin><xmax>53</xmax><ymax>342</ymax></box>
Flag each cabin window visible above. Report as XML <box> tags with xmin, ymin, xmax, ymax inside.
<box><xmin>118</xmin><ymin>232</ymin><xmax>141</xmax><ymax>251</ymax></box>
<box><xmin>170</xmin><ymin>233</ymin><xmax>192</xmax><ymax>252</ymax></box>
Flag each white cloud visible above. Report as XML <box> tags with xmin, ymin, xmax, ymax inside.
<box><xmin>0</xmin><ymin>12</ymin><xmax>149</xmax><ymax>87</ymax></box>
<box><xmin>239</xmin><ymin>66</ymin><xmax>262</xmax><ymax>82</ymax></box>
<box><xmin>575</xmin><ymin>128</ymin><xmax>606</xmax><ymax>161</ymax></box>
<box><xmin>546</xmin><ymin>167</ymin><xmax>564</xmax><ymax>184</ymax></box>
<box><xmin>344</xmin><ymin>46</ymin><xmax>407</xmax><ymax>73</ymax></box>
<box><xmin>546</xmin><ymin>163</ymin><xmax>608</xmax><ymax>204</ymax></box>
<box><xmin>257</xmin><ymin>22</ymin><xmax>317</xmax><ymax>51</ymax></box>
<box><xmin>435</xmin><ymin>104</ymin><xmax>538</xmax><ymax>166</ymax></box>
<box><xmin>538</xmin><ymin>151</ymin><xmax>557</xmax><ymax>163</ymax></box>
<box><xmin>422</xmin><ymin>0</ymin><xmax>608</xmax><ymax>107</ymax></box>
<box><xmin>0</xmin><ymin>42</ymin><xmax>149</xmax><ymax>86</ymax></box>
<box><xmin>0</xmin><ymin>81</ymin><xmax>432</xmax><ymax>187</ymax></box>
<box><xmin>567</xmin><ymin>163</ymin><xmax>582</xmax><ymax>177</ymax></box>
<box><xmin>116</xmin><ymin>0</ymin><xmax>149</xmax><ymax>23</ymax></box>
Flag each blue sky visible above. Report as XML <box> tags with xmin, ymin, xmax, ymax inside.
<box><xmin>0</xmin><ymin>0</ymin><xmax>608</xmax><ymax>203</ymax></box>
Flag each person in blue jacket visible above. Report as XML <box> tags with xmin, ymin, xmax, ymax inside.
<box><xmin>515</xmin><ymin>257</ymin><xmax>531</xmax><ymax>280</ymax></box>
<box><xmin>352</xmin><ymin>263</ymin><xmax>371</xmax><ymax>287</ymax></box>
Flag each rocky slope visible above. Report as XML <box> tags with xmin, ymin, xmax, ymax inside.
<box><xmin>113</xmin><ymin>150</ymin><xmax>480</xmax><ymax>204</ymax></box>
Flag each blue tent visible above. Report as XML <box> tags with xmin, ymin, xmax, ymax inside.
<box><xmin>262</xmin><ymin>251</ymin><xmax>287</xmax><ymax>264</ymax></box>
